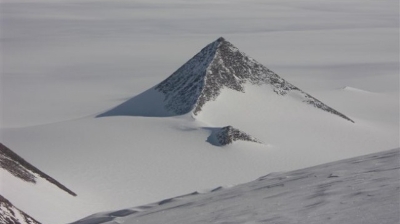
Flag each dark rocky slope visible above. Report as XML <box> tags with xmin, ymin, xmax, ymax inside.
<box><xmin>156</xmin><ymin>37</ymin><xmax>354</xmax><ymax>122</ymax></box>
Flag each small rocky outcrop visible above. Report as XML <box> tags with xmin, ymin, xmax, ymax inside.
<box><xmin>214</xmin><ymin>126</ymin><xmax>262</xmax><ymax>146</ymax></box>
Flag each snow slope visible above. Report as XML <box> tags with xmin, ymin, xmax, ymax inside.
<box><xmin>1</xmin><ymin>0</ymin><xmax>398</xmax><ymax>223</ymax></box>
<box><xmin>72</xmin><ymin>148</ymin><xmax>400</xmax><ymax>224</ymax></box>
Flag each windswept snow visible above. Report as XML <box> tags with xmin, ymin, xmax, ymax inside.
<box><xmin>72</xmin><ymin>148</ymin><xmax>400</xmax><ymax>224</ymax></box>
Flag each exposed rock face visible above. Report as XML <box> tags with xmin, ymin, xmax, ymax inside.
<box><xmin>0</xmin><ymin>195</ymin><xmax>40</xmax><ymax>224</ymax></box>
<box><xmin>156</xmin><ymin>37</ymin><xmax>354</xmax><ymax>122</ymax></box>
<box><xmin>0</xmin><ymin>143</ymin><xmax>77</xmax><ymax>196</ymax></box>
<box><xmin>155</xmin><ymin>39</ymin><xmax>219</xmax><ymax>115</ymax></box>
<box><xmin>215</xmin><ymin>126</ymin><xmax>261</xmax><ymax>146</ymax></box>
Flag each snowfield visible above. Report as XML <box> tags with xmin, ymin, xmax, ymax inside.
<box><xmin>1</xmin><ymin>0</ymin><xmax>399</xmax><ymax>223</ymax></box>
<box><xmin>72</xmin><ymin>148</ymin><xmax>400</xmax><ymax>224</ymax></box>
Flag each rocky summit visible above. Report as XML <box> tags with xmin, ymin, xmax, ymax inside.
<box><xmin>156</xmin><ymin>37</ymin><xmax>354</xmax><ymax>122</ymax></box>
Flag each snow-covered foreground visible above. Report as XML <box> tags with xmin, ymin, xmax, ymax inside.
<box><xmin>1</xmin><ymin>0</ymin><xmax>398</xmax><ymax>223</ymax></box>
<box><xmin>73</xmin><ymin>148</ymin><xmax>400</xmax><ymax>224</ymax></box>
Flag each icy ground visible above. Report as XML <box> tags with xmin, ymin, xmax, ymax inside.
<box><xmin>73</xmin><ymin>148</ymin><xmax>400</xmax><ymax>224</ymax></box>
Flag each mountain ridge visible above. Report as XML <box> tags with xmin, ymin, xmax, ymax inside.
<box><xmin>0</xmin><ymin>143</ymin><xmax>76</xmax><ymax>197</ymax></box>
<box><xmin>101</xmin><ymin>37</ymin><xmax>354</xmax><ymax>123</ymax></box>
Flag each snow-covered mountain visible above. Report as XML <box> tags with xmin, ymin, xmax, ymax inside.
<box><xmin>1</xmin><ymin>0</ymin><xmax>398</xmax><ymax>223</ymax></box>
<box><xmin>72</xmin><ymin>148</ymin><xmax>400</xmax><ymax>224</ymax></box>
<box><xmin>99</xmin><ymin>37</ymin><xmax>354</xmax><ymax>123</ymax></box>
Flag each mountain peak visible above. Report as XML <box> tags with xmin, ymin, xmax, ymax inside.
<box><xmin>155</xmin><ymin>38</ymin><xmax>354</xmax><ymax>122</ymax></box>
<box><xmin>100</xmin><ymin>38</ymin><xmax>353</xmax><ymax>123</ymax></box>
<box><xmin>216</xmin><ymin>37</ymin><xmax>226</xmax><ymax>42</ymax></box>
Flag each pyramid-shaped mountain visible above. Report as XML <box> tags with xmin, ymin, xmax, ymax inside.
<box><xmin>99</xmin><ymin>37</ymin><xmax>353</xmax><ymax>123</ymax></box>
